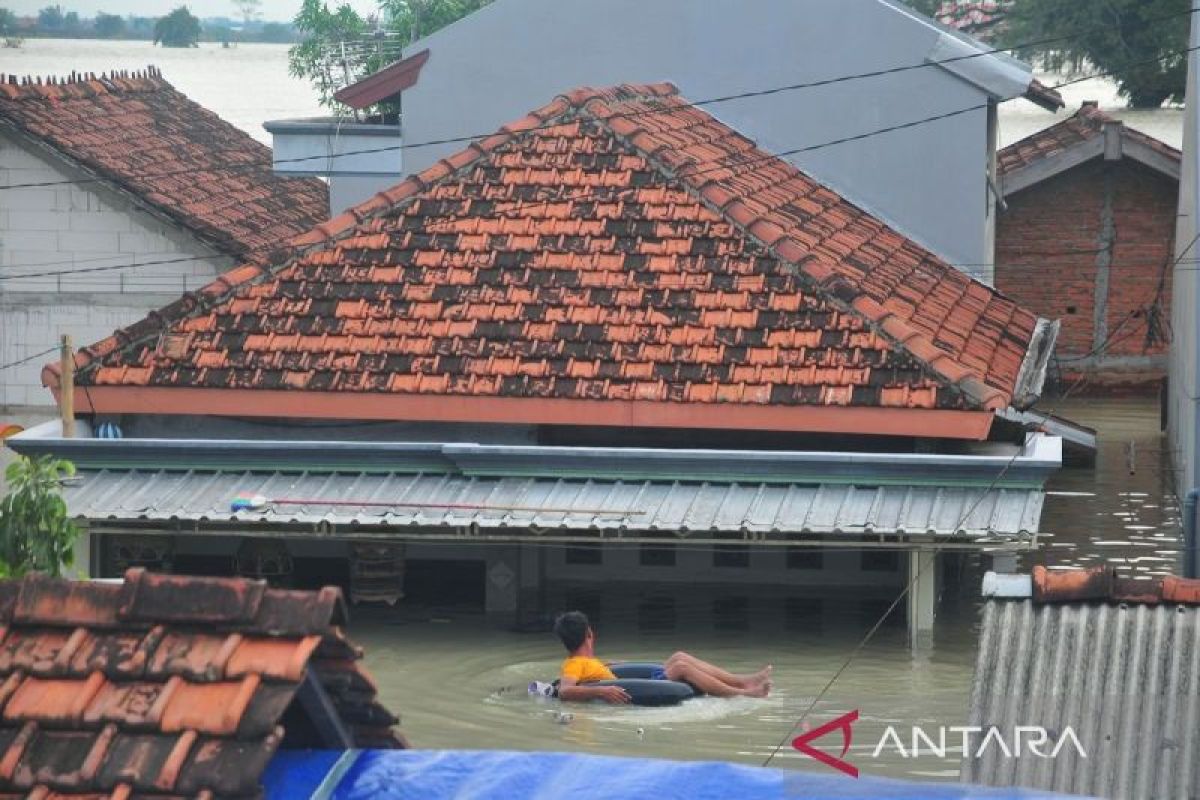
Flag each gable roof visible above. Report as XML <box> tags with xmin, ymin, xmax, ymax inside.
<box><xmin>49</xmin><ymin>83</ymin><xmax>1056</xmax><ymax>440</ymax></box>
<box><xmin>998</xmin><ymin>101</ymin><xmax>1181</xmax><ymax>196</ymax></box>
<box><xmin>0</xmin><ymin>569</ymin><xmax>401</xmax><ymax>799</ymax></box>
<box><xmin>0</xmin><ymin>69</ymin><xmax>330</xmax><ymax>260</ymax></box>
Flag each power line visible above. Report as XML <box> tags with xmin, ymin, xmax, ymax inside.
<box><xmin>0</xmin><ymin>47</ymin><xmax>1197</xmax><ymax>284</ymax></box>
<box><xmin>759</xmin><ymin>225</ymin><xmax>1200</xmax><ymax>768</ymax></box>
<box><xmin>3</xmin><ymin>14</ymin><xmax>1197</xmax><ymax>193</ymax></box>
<box><xmin>0</xmin><ymin>346</ymin><xmax>58</xmax><ymax>372</ymax></box>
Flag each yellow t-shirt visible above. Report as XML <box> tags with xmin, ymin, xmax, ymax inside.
<box><xmin>561</xmin><ymin>655</ymin><xmax>616</xmax><ymax>683</ymax></box>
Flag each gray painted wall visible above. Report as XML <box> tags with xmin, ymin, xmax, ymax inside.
<box><xmin>386</xmin><ymin>0</ymin><xmax>1032</xmax><ymax>279</ymax></box>
<box><xmin>1169</xmin><ymin>2</ymin><xmax>1200</xmax><ymax>495</ymax></box>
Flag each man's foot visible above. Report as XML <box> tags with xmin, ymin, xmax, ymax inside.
<box><xmin>752</xmin><ymin>665</ymin><xmax>773</xmax><ymax>683</ymax></box>
<box><xmin>745</xmin><ymin>679</ymin><xmax>771</xmax><ymax>698</ymax></box>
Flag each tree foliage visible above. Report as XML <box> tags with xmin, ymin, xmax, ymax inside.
<box><xmin>232</xmin><ymin>0</ymin><xmax>262</xmax><ymax>26</ymax></box>
<box><xmin>37</xmin><ymin>4</ymin><xmax>64</xmax><ymax>30</ymax></box>
<box><xmin>290</xmin><ymin>0</ymin><xmax>492</xmax><ymax>112</ymax></box>
<box><xmin>1002</xmin><ymin>0</ymin><xmax>1189</xmax><ymax>107</ymax></box>
<box><xmin>94</xmin><ymin>11</ymin><xmax>125</xmax><ymax>38</ymax></box>
<box><xmin>154</xmin><ymin>5</ymin><xmax>201</xmax><ymax>48</ymax></box>
<box><xmin>0</xmin><ymin>456</ymin><xmax>79</xmax><ymax>578</ymax></box>
<box><xmin>0</xmin><ymin>8</ymin><xmax>16</xmax><ymax>35</ymax></box>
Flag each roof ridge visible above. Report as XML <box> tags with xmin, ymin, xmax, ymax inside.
<box><xmin>574</xmin><ymin>87</ymin><xmax>1014</xmax><ymax>411</ymax></box>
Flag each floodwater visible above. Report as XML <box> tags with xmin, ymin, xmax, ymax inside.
<box><xmin>2</xmin><ymin>38</ymin><xmax>1186</xmax><ymax>783</ymax></box>
<box><xmin>352</xmin><ymin>398</ymin><xmax>1181</xmax><ymax>781</ymax></box>
<box><xmin>0</xmin><ymin>40</ymin><xmax>1184</xmax><ymax>150</ymax></box>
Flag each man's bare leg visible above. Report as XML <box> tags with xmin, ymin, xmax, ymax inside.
<box><xmin>664</xmin><ymin>651</ymin><xmax>771</xmax><ymax>689</ymax></box>
<box><xmin>663</xmin><ymin>660</ymin><xmax>769</xmax><ymax>697</ymax></box>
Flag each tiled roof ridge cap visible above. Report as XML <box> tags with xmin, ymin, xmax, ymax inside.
<box><xmin>574</xmin><ymin>86</ymin><xmax>1008</xmax><ymax>411</ymax></box>
<box><xmin>0</xmin><ymin>66</ymin><xmax>169</xmax><ymax>97</ymax></box>
<box><xmin>1030</xmin><ymin>564</ymin><xmax>1200</xmax><ymax>606</ymax></box>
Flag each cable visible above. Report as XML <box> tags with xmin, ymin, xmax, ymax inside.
<box><xmin>0</xmin><ymin>253</ymin><xmax>233</xmax><ymax>282</ymax></box>
<box><xmin>3</xmin><ymin>16</ymin><xmax>1197</xmax><ymax>192</ymax></box>
<box><xmin>0</xmin><ymin>346</ymin><xmax>58</xmax><ymax>372</ymax></box>
<box><xmin>759</xmin><ymin>225</ymin><xmax>1200</xmax><ymax>768</ymax></box>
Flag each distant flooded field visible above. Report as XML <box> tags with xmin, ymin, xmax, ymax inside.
<box><xmin>0</xmin><ymin>40</ymin><xmax>1183</xmax><ymax>149</ymax></box>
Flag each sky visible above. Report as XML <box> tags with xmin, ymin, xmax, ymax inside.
<box><xmin>3</xmin><ymin>0</ymin><xmax>380</xmax><ymax>22</ymax></box>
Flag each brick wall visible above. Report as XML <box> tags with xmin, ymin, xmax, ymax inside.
<box><xmin>0</xmin><ymin>134</ymin><xmax>230</xmax><ymax>408</ymax></box>
<box><xmin>996</xmin><ymin>158</ymin><xmax>1178</xmax><ymax>390</ymax></box>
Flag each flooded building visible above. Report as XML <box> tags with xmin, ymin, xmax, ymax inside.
<box><xmin>996</xmin><ymin>103</ymin><xmax>1181</xmax><ymax>391</ymax></box>
<box><xmin>13</xmin><ymin>83</ymin><xmax>1062</xmax><ymax>644</ymax></box>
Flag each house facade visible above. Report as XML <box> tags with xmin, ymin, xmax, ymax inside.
<box><xmin>1169</xmin><ymin>2</ymin><xmax>1200</xmax><ymax>497</ymax></box>
<box><xmin>16</xmin><ymin>83</ymin><xmax>1062</xmax><ymax>643</ymax></box>
<box><xmin>995</xmin><ymin>102</ymin><xmax>1181</xmax><ymax>390</ymax></box>
<box><xmin>267</xmin><ymin>0</ymin><xmax>1060</xmax><ymax>279</ymax></box>
<box><xmin>0</xmin><ymin>69</ymin><xmax>329</xmax><ymax>411</ymax></box>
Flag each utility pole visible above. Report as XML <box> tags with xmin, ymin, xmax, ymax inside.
<box><xmin>59</xmin><ymin>334</ymin><xmax>75</xmax><ymax>438</ymax></box>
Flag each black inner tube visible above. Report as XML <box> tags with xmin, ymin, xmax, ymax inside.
<box><xmin>552</xmin><ymin>662</ymin><xmax>699</xmax><ymax>707</ymax></box>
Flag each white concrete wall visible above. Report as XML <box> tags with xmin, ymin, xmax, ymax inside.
<box><xmin>0</xmin><ymin>133</ymin><xmax>230</xmax><ymax>409</ymax></box>
<box><xmin>389</xmin><ymin>0</ymin><xmax>1025</xmax><ymax>278</ymax></box>
<box><xmin>1169</xmin><ymin>2</ymin><xmax>1200</xmax><ymax>495</ymax></box>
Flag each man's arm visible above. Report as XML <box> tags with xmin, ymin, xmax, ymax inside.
<box><xmin>558</xmin><ymin>676</ymin><xmax>630</xmax><ymax>704</ymax></box>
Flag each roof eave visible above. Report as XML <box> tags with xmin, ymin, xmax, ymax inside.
<box><xmin>50</xmin><ymin>385</ymin><xmax>997</xmax><ymax>440</ymax></box>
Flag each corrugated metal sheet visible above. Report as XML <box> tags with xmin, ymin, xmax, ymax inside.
<box><xmin>63</xmin><ymin>469</ymin><xmax>1045</xmax><ymax>537</ymax></box>
<box><xmin>963</xmin><ymin>599</ymin><xmax>1200</xmax><ymax>799</ymax></box>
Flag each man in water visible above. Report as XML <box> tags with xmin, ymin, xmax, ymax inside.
<box><xmin>554</xmin><ymin>610</ymin><xmax>772</xmax><ymax>703</ymax></box>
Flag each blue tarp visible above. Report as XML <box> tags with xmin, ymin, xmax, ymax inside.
<box><xmin>264</xmin><ymin>749</ymin><xmax>1082</xmax><ymax>799</ymax></box>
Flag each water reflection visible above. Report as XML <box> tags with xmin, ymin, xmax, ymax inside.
<box><xmin>350</xmin><ymin>398</ymin><xmax>1179</xmax><ymax>781</ymax></box>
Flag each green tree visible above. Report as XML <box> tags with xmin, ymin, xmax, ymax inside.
<box><xmin>290</xmin><ymin>0</ymin><xmax>492</xmax><ymax>112</ymax></box>
<box><xmin>1002</xmin><ymin>0</ymin><xmax>1188</xmax><ymax>107</ymax></box>
<box><xmin>232</xmin><ymin>0</ymin><xmax>261</xmax><ymax>26</ymax></box>
<box><xmin>289</xmin><ymin>0</ymin><xmax>372</xmax><ymax>108</ymax></box>
<box><xmin>381</xmin><ymin>0</ymin><xmax>492</xmax><ymax>44</ymax></box>
<box><xmin>0</xmin><ymin>456</ymin><xmax>79</xmax><ymax>578</ymax></box>
<box><xmin>258</xmin><ymin>21</ymin><xmax>296</xmax><ymax>43</ymax></box>
<box><xmin>154</xmin><ymin>5</ymin><xmax>201</xmax><ymax>47</ymax></box>
<box><xmin>37</xmin><ymin>4</ymin><xmax>64</xmax><ymax>31</ymax></box>
<box><xmin>0</xmin><ymin>8</ymin><xmax>17</xmax><ymax>35</ymax></box>
<box><xmin>94</xmin><ymin>11</ymin><xmax>125</xmax><ymax>38</ymax></box>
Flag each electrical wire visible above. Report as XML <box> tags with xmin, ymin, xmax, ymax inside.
<box><xmin>2</xmin><ymin>15</ymin><xmax>1196</xmax><ymax>192</ymax></box>
<box><xmin>0</xmin><ymin>346</ymin><xmax>58</xmax><ymax>372</ymax></box>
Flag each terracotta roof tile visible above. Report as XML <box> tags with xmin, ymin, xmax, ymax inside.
<box><xmin>67</xmin><ymin>83</ymin><xmax>1052</xmax><ymax>426</ymax></box>
<box><xmin>0</xmin><ymin>570</ymin><xmax>402</xmax><ymax>799</ymax></box>
<box><xmin>998</xmin><ymin>101</ymin><xmax>1181</xmax><ymax>177</ymax></box>
<box><xmin>0</xmin><ymin>69</ymin><xmax>328</xmax><ymax>260</ymax></box>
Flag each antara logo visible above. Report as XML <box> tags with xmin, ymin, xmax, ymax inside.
<box><xmin>791</xmin><ymin>711</ymin><xmax>1087</xmax><ymax>778</ymax></box>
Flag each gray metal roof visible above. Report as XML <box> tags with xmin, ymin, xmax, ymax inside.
<box><xmin>64</xmin><ymin>469</ymin><xmax>1045</xmax><ymax>537</ymax></box>
<box><xmin>963</xmin><ymin>598</ymin><xmax>1200</xmax><ymax>799</ymax></box>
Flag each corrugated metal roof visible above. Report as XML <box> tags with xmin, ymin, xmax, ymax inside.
<box><xmin>64</xmin><ymin>469</ymin><xmax>1045</xmax><ymax>537</ymax></box>
<box><xmin>962</xmin><ymin>598</ymin><xmax>1200</xmax><ymax>798</ymax></box>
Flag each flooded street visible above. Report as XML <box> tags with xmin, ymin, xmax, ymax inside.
<box><xmin>1</xmin><ymin>37</ymin><xmax>1186</xmax><ymax>785</ymax></box>
<box><xmin>352</xmin><ymin>398</ymin><xmax>1181</xmax><ymax>781</ymax></box>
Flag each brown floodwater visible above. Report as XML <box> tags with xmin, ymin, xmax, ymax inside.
<box><xmin>349</xmin><ymin>397</ymin><xmax>1180</xmax><ymax>782</ymax></box>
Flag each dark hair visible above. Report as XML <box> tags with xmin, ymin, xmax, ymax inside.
<box><xmin>554</xmin><ymin>610</ymin><xmax>590</xmax><ymax>652</ymax></box>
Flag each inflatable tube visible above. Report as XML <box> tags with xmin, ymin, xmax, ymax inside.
<box><xmin>530</xmin><ymin>662</ymin><xmax>698</xmax><ymax>706</ymax></box>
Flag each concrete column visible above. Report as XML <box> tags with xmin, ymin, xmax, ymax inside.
<box><xmin>485</xmin><ymin>546</ymin><xmax>519</xmax><ymax>618</ymax></box>
<box><xmin>907</xmin><ymin>549</ymin><xmax>938</xmax><ymax>647</ymax></box>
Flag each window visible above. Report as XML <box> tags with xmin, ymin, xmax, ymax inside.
<box><xmin>786</xmin><ymin>547</ymin><xmax>823</xmax><ymax>570</ymax></box>
<box><xmin>712</xmin><ymin>544</ymin><xmax>750</xmax><ymax>568</ymax></box>
<box><xmin>565</xmin><ymin>542</ymin><xmax>602</xmax><ymax>565</ymax></box>
<box><xmin>639</xmin><ymin>543</ymin><xmax>676</xmax><ymax>567</ymax></box>
<box><xmin>860</xmin><ymin>550</ymin><xmax>900</xmax><ymax>572</ymax></box>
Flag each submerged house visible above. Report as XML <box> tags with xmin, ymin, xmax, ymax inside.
<box><xmin>995</xmin><ymin>103</ymin><xmax>1181</xmax><ymax>390</ymax></box>
<box><xmin>0</xmin><ymin>69</ymin><xmax>329</xmax><ymax>411</ymax></box>
<box><xmin>11</xmin><ymin>83</ymin><xmax>1062</xmax><ymax>643</ymax></box>
<box><xmin>267</xmin><ymin>0</ymin><xmax>1061</xmax><ymax>279</ymax></box>
<box><xmin>0</xmin><ymin>569</ymin><xmax>402</xmax><ymax>798</ymax></box>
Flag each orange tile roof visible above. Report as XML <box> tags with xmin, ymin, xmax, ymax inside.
<box><xmin>0</xmin><ymin>569</ymin><xmax>401</xmax><ymax>799</ymax></box>
<box><xmin>998</xmin><ymin>101</ymin><xmax>1180</xmax><ymax>177</ymax></box>
<box><xmin>0</xmin><ymin>69</ymin><xmax>329</xmax><ymax>259</ymax></box>
<box><xmin>56</xmin><ymin>83</ymin><xmax>1053</xmax><ymax>433</ymax></box>
<box><xmin>1031</xmin><ymin>565</ymin><xmax>1200</xmax><ymax>605</ymax></box>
